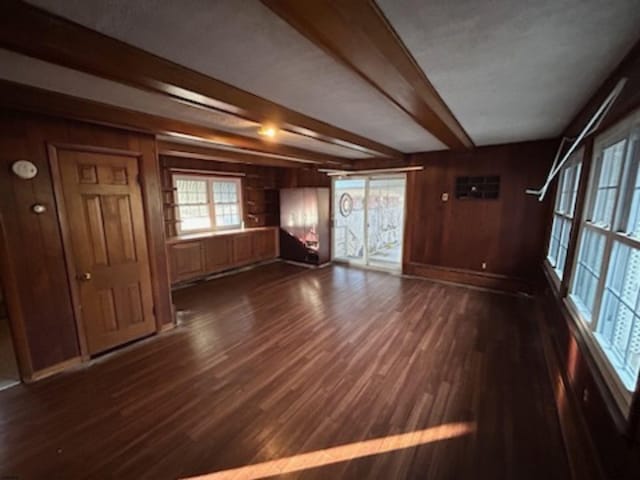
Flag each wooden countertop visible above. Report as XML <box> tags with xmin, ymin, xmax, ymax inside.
<box><xmin>166</xmin><ymin>226</ymin><xmax>278</xmax><ymax>244</ymax></box>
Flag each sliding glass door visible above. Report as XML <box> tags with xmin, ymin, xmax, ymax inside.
<box><xmin>367</xmin><ymin>177</ymin><xmax>406</xmax><ymax>268</ymax></box>
<box><xmin>333</xmin><ymin>178</ymin><xmax>366</xmax><ymax>264</ymax></box>
<box><xmin>333</xmin><ymin>175</ymin><xmax>406</xmax><ymax>270</ymax></box>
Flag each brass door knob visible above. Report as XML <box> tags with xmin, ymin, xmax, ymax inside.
<box><xmin>77</xmin><ymin>272</ymin><xmax>92</xmax><ymax>281</ymax></box>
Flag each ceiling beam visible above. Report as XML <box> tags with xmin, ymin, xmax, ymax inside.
<box><xmin>157</xmin><ymin>140</ymin><xmax>323</xmax><ymax>169</ymax></box>
<box><xmin>0</xmin><ymin>80</ymin><xmax>347</xmax><ymax>167</ymax></box>
<box><xmin>262</xmin><ymin>0</ymin><xmax>474</xmax><ymax>150</ymax></box>
<box><xmin>0</xmin><ymin>0</ymin><xmax>402</xmax><ymax>160</ymax></box>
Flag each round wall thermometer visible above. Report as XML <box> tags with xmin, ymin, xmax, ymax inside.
<box><xmin>12</xmin><ymin>160</ymin><xmax>38</xmax><ymax>180</ymax></box>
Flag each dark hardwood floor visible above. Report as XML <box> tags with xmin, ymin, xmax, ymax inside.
<box><xmin>0</xmin><ymin>263</ymin><xmax>569</xmax><ymax>479</ymax></box>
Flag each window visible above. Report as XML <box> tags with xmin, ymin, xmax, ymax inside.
<box><xmin>212</xmin><ymin>181</ymin><xmax>242</xmax><ymax>227</ymax></box>
<box><xmin>173</xmin><ymin>174</ymin><xmax>242</xmax><ymax>233</ymax></box>
<box><xmin>568</xmin><ymin>110</ymin><xmax>640</xmax><ymax>412</ymax></box>
<box><xmin>547</xmin><ymin>150</ymin><xmax>583</xmax><ymax>280</ymax></box>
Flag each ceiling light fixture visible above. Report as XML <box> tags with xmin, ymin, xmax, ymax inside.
<box><xmin>258</xmin><ymin>125</ymin><xmax>278</xmax><ymax>139</ymax></box>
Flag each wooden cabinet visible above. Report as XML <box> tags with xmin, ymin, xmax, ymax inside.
<box><xmin>279</xmin><ymin>188</ymin><xmax>330</xmax><ymax>265</ymax></box>
<box><xmin>167</xmin><ymin>227</ymin><xmax>278</xmax><ymax>284</ymax></box>
<box><xmin>233</xmin><ymin>233</ymin><xmax>254</xmax><ymax>265</ymax></box>
<box><xmin>204</xmin><ymin>235</ymin><xmax>234</xmax><ymax>272</ymax></box>
<box><xmin>170</xmin><ymin>241</ymin><xmax>204</xmax><ymax>283</ymax></box>
<box><xmin>253</xmin><ymin>228</ymin><xmax>278</xmax><ymax>261</ymax></box>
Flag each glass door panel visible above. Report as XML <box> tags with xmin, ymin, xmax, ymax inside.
<box><xmin>333</xmin><ymin>175</ymin><xmax>406</xmax><ymax>271</ymax></box>
<box><xmin>333</xmin><ymin>178</ymin><xmax>366</xmax><ymax>263</ymax></box>
<box><xmin>367</xmin><ymin>176</ymin><xmax>405</xmax><ymax>268</ymax></box>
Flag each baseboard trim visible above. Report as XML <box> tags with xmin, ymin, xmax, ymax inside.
<box><xmin>404</xmin><ymin>262</ymin><xmax>532</xmax><ymax>293</ymax></box>
<box><xmin>282</xmin><ymin>259</ymin><xmax>331</xmax><ymax>269</ymax></box>
<box><xmin>171</xmin><ymin>258</ymin><xmax>280</xmax><ymax>290</ymax></box>
<box><xmin>159</xmin><ymin>322</ymin><xmax>176</xmax><ymax>333</ymax></box>
<box><xmin>26</xmin><ymin>356</ymin><xmax>82</xmax><ymax>383</ymax></box>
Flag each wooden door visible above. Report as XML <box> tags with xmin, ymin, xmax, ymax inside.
<box><xmin>55</xmin><ymin>148</ymin><xmax>156</xmax><ymax>355</ymax></box>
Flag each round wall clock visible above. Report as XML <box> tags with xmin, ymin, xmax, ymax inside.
<box><xmin>12</xmin><ymin>160</ymin><xmax>38</xmax><ymax>180</ymax></box>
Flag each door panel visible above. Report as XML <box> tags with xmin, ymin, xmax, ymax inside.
<box><xmin>333</xmin><ymin>176</ymin><xmax>405</xmax><ymax>270</ymax></box>
<box><xmin>333</xmin><ymin>178</ymin><xmax>366</xmax><ymax>263</ymax></box>
<box><xmin>57</xmin><ymin>149</ymin><xmax>156</xmax><ymax>355</ymax></box>
<box><xmin>253</xmin><ymin>229</ymin><xmax>277</xmax><ymax>260</ymax></box>
<box><xmin>367</xmin><ymin>177</ymin><xmax>406</xmax><ymax>267</ymax></box>
<box><xmin>170</xmin><ymin>242</ymin><xmax>204</xmax><ymax>282</ymax></box>
<box><xmin>280</xmin><ymin>188</ymin><xmax>306</xmax><ymax>244</ymax></box>
<box><xmin>233</xmin><ymin>234</ymin><xmax>253</xmax><ymax>265</ymax></box>
<box><xmin>204</xmin><ymin>235</ymin><xmax>234</xmax><ymax>272</ymax></box>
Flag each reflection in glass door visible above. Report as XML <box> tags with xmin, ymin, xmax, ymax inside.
<box><xmin>332</xmin><ymin>175</ymin><xmax>406</xmax><ymax>271</ymax></box>
<box><xmin>367</xmin><ymin>177</ymin><xmax>405</xmax><ymax>268</ymax></box>
<box><xmin>333</xmin><ymin>178</ymin><xmax>366</xmax><ymax>263</ymax></box>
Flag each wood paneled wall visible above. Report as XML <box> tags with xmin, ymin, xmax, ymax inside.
<box><xmin>403</xmin><ymin>140</ymin><xmax>557</xmax><ymax>291</ymax></box>
<box><xmin>277</xmin><ymin>167</ymin><xmax>331</xmax><ymax>189</ymax></box>
<box><xmin>0</xmin><ymin>110</ymin><xmax>172</xmax><ymax>378</ymax></box>
<box><xmin>0</xmin><ymin>111</ymin><xmax>76</xmax><ymax>375</ymax></box>
<box><xmin>541</xmin><ymin>39</ymin><xmax>640</xmax><ymax>479</ymax></box>
<box><xmin>542</xmin><ymin>284</ymin><xmax>639</xmax><ymax>479</ymax></box>
<box><xmin>159</xmin><ymin>156</ymin><xmax>281</xmax><ymax>238</ymax></box>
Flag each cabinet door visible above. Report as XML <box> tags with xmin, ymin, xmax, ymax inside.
<box><xmin>253</xmin><ymin>229</ymin><xmax>277</xmax><ymax>260</ymax></box>
<box><xmin>303</xmin><ymin>188</ymin><xmax>319</xmax><ymax>230</ymax></box>
<box><xmin>204</xmin><ymin>235</ymin><xmax>234</xmax><ymax>273</ymax></box>
<box><xmin>280</xmin><ymin>188</ymin><xmax>305</xmax><ymax>240</ymax></box>
<box><xmin>233</xmin><ymin>233</ymin><xmax>254</xmax><ymax>265</ymax></box>
<box><xmin>316</xmin><ymin>188</ymin><xmax>331</xmax><ymax>263</ymax></box>
<box><xmin>169</xmin><ymin>241</ymin><xmax>204</xmax><ymax>283</ymax></box>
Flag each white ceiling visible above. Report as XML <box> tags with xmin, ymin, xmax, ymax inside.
<box><xmin>19</xmin><ymin>0</ymin><xmax>640</xmax><ymax>151</ymax></box>
<box><xmin>25</xmin><ymin>0</ymin><xmax>446</xmax><ymax>154</ymax></box>
<box><xmin>0</xmin><ymin>49</ymin><xmax>369</xmax><ymax>159</ymax></box>
<box><xmin>377</xmin><ymin>0</ymin><xmax>640</xmax><ymax>145</ymax></box>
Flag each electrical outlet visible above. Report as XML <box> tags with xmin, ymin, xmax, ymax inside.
<box><xmin>441</xmin><ymin>192</ymin><xmax>449</xmax><ymax>202</ymax></box>
<box><xmin>481</xmin><ymin>262</ymin><xmax>487</xmax><ymax>270</ymax></box>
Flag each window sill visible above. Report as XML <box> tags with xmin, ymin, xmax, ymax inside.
<box><xmin>543</xmin><ymin>259</ymin><xmax>562</xmax><ymax>294</ymax></box>
<box><xmin>543</xmin><ymin>263</ymin><xmax>633</xmax><ymax>432</ymax></box>
<box><xmin>166</xmin><ymin>226</ymin><xmax>277</xmax><ymax>244</ymax></box>
<box><xmin>593</xmin><ymin>332</ymin><xmax>639</xmax><ymax>392</ymax></box>
<box><xmin>562</xmin><ymin>295</ymin><xmax>634</xmax><ymax>431</ymax></box>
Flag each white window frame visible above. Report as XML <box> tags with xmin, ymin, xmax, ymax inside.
<box><xmin>566</xmin><ymin>108</ymin><xmax>640</xmax><ymax>416</ymax></box>
<box><xmin>172</xmin><ymin>173</ymin><xmax>243</xmax><ymax>234</ymax></box>
<box><xmin>546</xmin><ymin>149</ymin><xmax>583</xmax><ymax>285</ymax></box>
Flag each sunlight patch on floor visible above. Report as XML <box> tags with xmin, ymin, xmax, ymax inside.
<box><xmin>184</xmin><ymin>422</ymin><xmax>475</xmax><ymax>480</ymax></box>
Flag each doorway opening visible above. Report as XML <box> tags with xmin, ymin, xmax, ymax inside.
<box><xmin>0</xmin><ymin>277</ymin><xmax>20</xmax><ymax>390</ymax></box>
<box><xmin>332</xmin><ymin>175</ymin><xmax>406</xmax><ymax>272</ymax></box>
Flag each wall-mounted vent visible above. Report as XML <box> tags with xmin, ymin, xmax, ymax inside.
<box><xmin>455</xmin><ymin>175</ymin><xmax>500</xmax><ymax>200</ymax></box>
